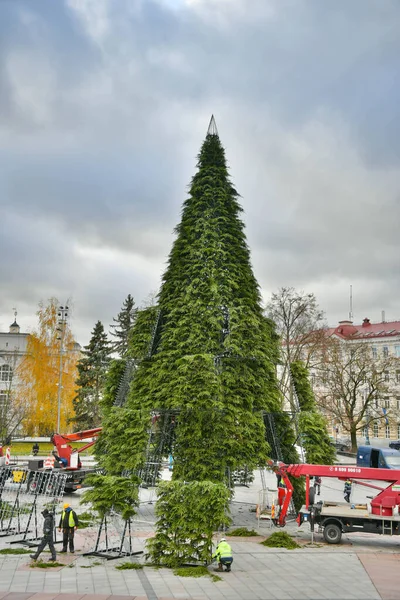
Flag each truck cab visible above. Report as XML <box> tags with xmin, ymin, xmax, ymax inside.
<box><xmin>357</xmin><ymin>446</ymin><xmax>400</xmax><ymax>469</ymax></box>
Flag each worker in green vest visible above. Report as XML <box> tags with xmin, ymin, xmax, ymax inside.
<box><xmin>212</xmin><ymin>538</ymin><xmax>233</xmax><ymax>572</ymax></box>
<box><xmin>58</xmin><ymin>503</ymin><xmax>79</xmax><ymax>553</ymax></box>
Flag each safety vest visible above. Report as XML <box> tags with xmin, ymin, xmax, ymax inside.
<box><xmin>214</xmin><ymin>541</ymin><xmax>232</xmax><ymax>559</ymax></box>
<box><xmin>61</xmin><ymin>510</ymin><xmax>76</xmax><ymax>528</ymax></box>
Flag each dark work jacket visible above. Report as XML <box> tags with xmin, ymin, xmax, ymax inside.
<box><xmin>43</xmin><ymin>513</ymin><xmax>54</xmax><ymax>537</ymax></box>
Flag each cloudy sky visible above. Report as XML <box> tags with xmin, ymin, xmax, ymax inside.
<box><xmin>0</xmin><ymin>0</ymin><xmax>399</xmax><ymax>345</ymax></box>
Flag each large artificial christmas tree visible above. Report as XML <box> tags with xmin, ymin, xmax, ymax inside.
<box><xmin>96</xmin><ymin>118</ymin><xmax>298</xmax><ymax>564</ymax></box>
<box><xmin>126</xmin><ymin>117</ymin><xmax>281</xmax><ymax>481</ymax></box>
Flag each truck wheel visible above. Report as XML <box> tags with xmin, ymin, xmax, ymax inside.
<box><xmin>27</xmin><ymin>475</ymin><xmax>37</xmax><ymax>494</ymax></box>
<box><xmin>323</xmin><ymin>523</ymin><xmax>342</xmax><ymax>544</ymax></box>
<box><xmin>309</xmin><ymin>487</ymin><xmax>316</xmax><ymax>506</ymax></box>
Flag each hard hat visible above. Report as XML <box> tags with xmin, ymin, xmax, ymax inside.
<box><xmin>63</xmin><ymin>503</ymin><xmax>70</xmax><ymax>509</ymax></box>
<box><xmin>220</xmin><ymin>537</ymin><xmax>226</xmax><ymax>542</ymax></box>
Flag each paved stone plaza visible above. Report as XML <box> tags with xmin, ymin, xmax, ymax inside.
<box><xmin>1</xmin><ymin>469</ymin><xmax>400</xmax><ymax>599</ymax></box>
<box><xmin>1</xmin><ymin>499</ymin><xmax>400</xmax><ymax>600</ymax></box>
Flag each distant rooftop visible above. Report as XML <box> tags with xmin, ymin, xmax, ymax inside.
<box><xmin>327</xmin><ymin>318</ymin><xmax>400</xmax><ymax>340</ymax></box>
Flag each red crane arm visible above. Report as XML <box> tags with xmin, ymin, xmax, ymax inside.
<box><xmin>50</xmin><ymin>428</ymin><xmax>102</xmax><ymax>469</ymax></box>
<box><xmin>271</xmin><ymin>461</ymin><xmax>400</xmax><ymax>527</ymax></box>
<box><xmin>284</xmin><ymin>463</ymin><xmax>400</xmax><ymax>482</ymax></box>
<box><xmin>52</xmin><ymin>428</ymin><xmax>102</xmax><ymax>443</ymax></box>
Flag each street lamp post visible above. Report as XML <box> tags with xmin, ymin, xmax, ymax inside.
<box><xmin>364</xmin><ymin>387</ymin><xmax>370</xmax><ymax>446</ymax></box>
<box><xmin>56</xmin><ymin>305</ymin><xmax>69</xmax><ymax>433</ymax></box>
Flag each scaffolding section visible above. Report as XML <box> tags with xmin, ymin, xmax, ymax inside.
<box><xmin>83</xmin><ymin>513</ymin><xmax>143</xmax><ymax>560</ymax></box>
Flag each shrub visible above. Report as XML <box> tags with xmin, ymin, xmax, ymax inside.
<box><xmin>260</xmin><ymin>531</ymin><xmax>300</xmax><ymax>549</ymax></box>
<box><xmin>228</xmin><ymin>527</ymin><xmax>258</xmax><ymax>536</ymax></box>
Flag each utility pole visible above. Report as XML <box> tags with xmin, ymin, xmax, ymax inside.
<box><xmin>364</xmin><ymin>386</ymin><xmax>371</xmax><ymax>446</ymax></box>
<box><xmin>56</xmin><ymin>305</ymin><xmax>69</xmax><ymax>433</ymax></box>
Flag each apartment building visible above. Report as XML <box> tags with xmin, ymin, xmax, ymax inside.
<box><xmin>0</xmin><ymin>318</ymin><xmax>30</xmax><ymax>405</ymax></box>
<box><xmin>311</xmin><ymin>318</ymin><xmax>400</xmax><ymax>441</ymax></box>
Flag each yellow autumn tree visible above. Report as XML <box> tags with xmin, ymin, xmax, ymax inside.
<box><xmin>18</xmin><ymin>298</ymin><xmax>79</xmax><ymax>435</ymax></box>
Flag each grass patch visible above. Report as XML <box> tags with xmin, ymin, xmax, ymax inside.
<box><xmin>228</xmin><ymin>527</ymin><xmax>259</xmax><ymax>536</ymax></box>
<box><xmin>6</xmin><ymin>442</ymin><xmax>94</xmax><ymax>456</ymax></box>
<box><xmin>116</xmin><ymin>562</ymin><xmax>143</xmax><ymax>570</ymax></box>
<box><xmin>173</xmin><ymin>566</ymin><xmax>210</xmax><ymax>578</ymax></box>
<box><xmin>0</xmin><ymin>548</ymin><xmax>32</xmax><ymax>555</ymax></box>
<box><xmin>30</xmin><ymin>561</ymin><xmax>65</xmax><ymax>568</ymax></box>
<box><xmin>261</xmin><ymin>531</ymin><xmax>301</xmax><ymax>550</ymax></box>
<box><xmin>211</xmin><ymin>574</ymin><xmax>223</xmax><ymax>582</ymax></box>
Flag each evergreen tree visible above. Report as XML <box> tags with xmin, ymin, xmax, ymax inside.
<box><xmin>74</xmin><ymin>321</ymin><xmax>111</xmax><ymax>429</ymax></box>
<box><xmin>97</xmin><ymin>120</ymin><xmax>300</xmax><ymax>553</ymax></box>
<box><xmin>125</xmin><ymin>121</ymin><xmax>282</xmax><ymax>479</ymax></box>
<box><xmin>110</xmin><ymin>294</ymin><xmax>137</xmax><ymax>358</ymax></box>
<box><xmin>290</xmin><ymin>360</ymin><xmax>335</xmax><ymax>464</ymax></box>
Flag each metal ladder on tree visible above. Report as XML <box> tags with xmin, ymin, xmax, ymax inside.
<box><xmin>138</xmin><ymin>409</ymin><xmax>177</xmax><ymax>486</ymax></box>
<box><xmin>115</xmin><ymin>359</ymin><xmax>136</xmax><ymax>407</ymax></box>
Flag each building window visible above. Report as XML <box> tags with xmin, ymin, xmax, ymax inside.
<box><xmin>0</xmin><ymin>365</ymin><xmax>12</xmax><ymax>382</ymax></box>
<box><xmin>373</xmin><ymin>423</ymin><xmax>379</xmax><ymax>437</ymax></box>
<box><xmin>0</xmin><ymin>393</ymin><xmax>7</xmax><ymax>408</ymax></box>
<box><xmin>311</xmin><ymin>373</ymin><xmax>316</xmax><ymax>387</ymax></box>
<box><xmin>397</xmin><ymin>397</ymin><xmax>400</xmax><ymax>410</ymax></box>
<box><xmin>383</xmin><ymin>346</ymin><xmax>389</xmax><ymax>357</ymax></box>
<box><xmin>386</xmin><ymin>425</ymin><xmax>391</xmax><ymax>439</ymax></box>
<box><xmin>374</xmin><ymin>397</ymin><xmax>379</xmax><ymax>409</ymax></box>
<box><xmin>395</xmin><ymin>345</ymin><xmax>400</xmax><ymax>358</ymax></box>
<box><xmin>384</xmin><ymin>371</ymin><xmax>390</xmax><ymax>382</ymax></box>
<box><xmin>372</xmin><ymin>347</ymin><xmax>378</xmax><ymax>359</ymax></box>
<box><xmin>384</xmin><ymin>397</ymin><xmax>390</xmax><ymax>409</ymax></box>
<box><xmin>361</xmin><ymin>426</ymin><xmax>367</xmax><ymax>437</ymax></box>
<box><xmin>398</xmin><ymin>424</ymin><xmax>400</xmax><ymax>439</ymax></box>
<box><xmin>396</xmin><ymin>371</ymin><xmax>400</xmax><ymax>384</ymax></box>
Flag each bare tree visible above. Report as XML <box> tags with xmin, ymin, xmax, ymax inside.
<box><xmin>0</xmin><ymin>351</ymin><xmax>28</xmax><ymax>444</ymax></box>
<box><xmin>314</xmin><ymin>339</ymin><xmax>397</xmax><ymax>451</ymax></box>
<box><xmin>267</xmin><ymin>287</ymin><xmax>326</xmax><ymax>409</ymax></box>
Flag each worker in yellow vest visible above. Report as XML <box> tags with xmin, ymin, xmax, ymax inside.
<box><xmin>58</xmin><ymin>503</ymin><xmax>79</xmax><ymax>553</ymax></box>
<box><xmin>212</xmin><ymin>538</ymin><xmax>233</xmax><ymax>572</ymax></box>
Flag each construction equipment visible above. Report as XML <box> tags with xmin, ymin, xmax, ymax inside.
<box><xmin>50</xmin><ymin>428</ymin><xmax>102</xmax><ymax>468</ymax></box>
<box><xmin>10</xmin><ymin>428</ymin><xmax>104</xmax><ymax>494</ymax></box>
<box><xmin>271</xmin><ymin>461</ymin><xmax>400</xmax><ymax>544</ymax></box>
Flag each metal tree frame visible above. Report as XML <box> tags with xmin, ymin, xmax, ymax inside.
<box><xmin>83</xmin><ymin>514</ymin><xmax>143</xmax><ymax>560</ymax></box>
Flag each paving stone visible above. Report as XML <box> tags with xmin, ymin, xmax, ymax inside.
<box><xmin>1</xmin><ymin>595</ymin><xmax>34</xmax><ymax>600</ymax></box>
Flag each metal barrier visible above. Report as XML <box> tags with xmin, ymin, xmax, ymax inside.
<box><xmin>84</xmin><ymin>512</ymin><xmax>143</xmax><ymax>560</ymax></box>
<box><xmin>0</xmin><ymin>466</ymin><xmax>66</xmax><ymax>544</ymax></box>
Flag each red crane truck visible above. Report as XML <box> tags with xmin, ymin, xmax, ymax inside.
<box><xmin>26</xmin><ymin>428</ymin><xmax>102</xmax><ymax>493</ymax></box>
<box><xmin>272</xmin><ymin>461</ymin><xmax>400</xmax><ymax>544</ymax></box>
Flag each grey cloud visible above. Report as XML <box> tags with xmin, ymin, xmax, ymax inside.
<box><xmin>0</xmin><ymin>0</ymin><xmax>400</xmax><ymax>342</ymax></box>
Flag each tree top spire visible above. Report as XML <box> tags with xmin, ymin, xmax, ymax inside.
<box><xmin>207</xmin><ymin>114</ymin><xmax>218</xmax><ymax>136</ymax></box>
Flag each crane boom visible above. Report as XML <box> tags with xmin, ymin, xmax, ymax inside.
<box><xmin>50</xmin><ymin>428</ymin><xmax>102</xmax><ymax>468</ymax></box>
<box><xmin>271</xmin><ymin>461</ymin><xmax>400</xmax><ymax>527</ymax></box>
